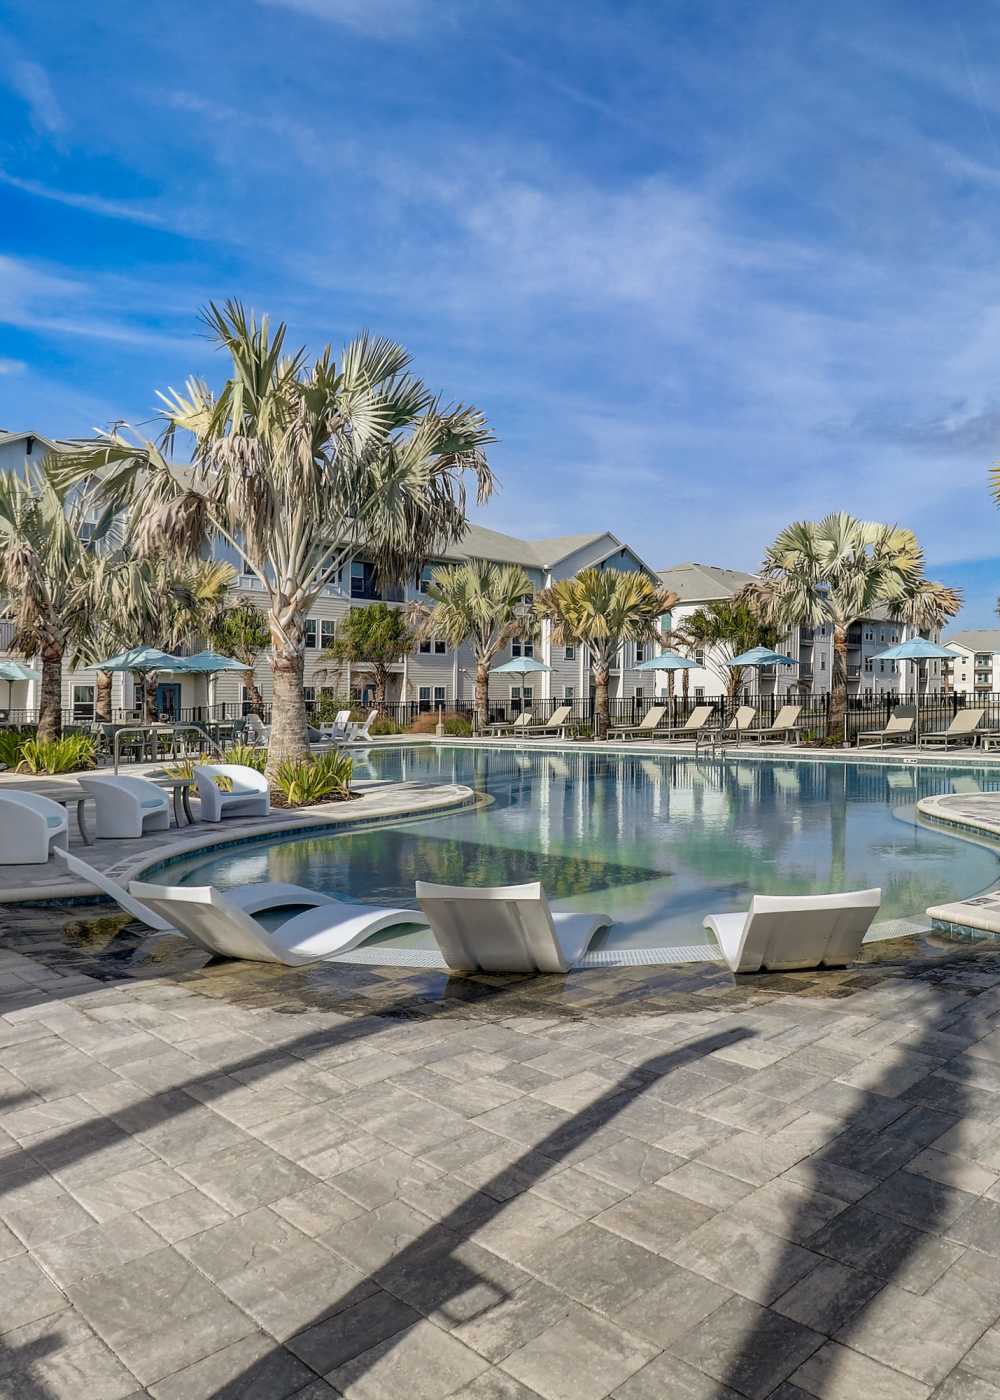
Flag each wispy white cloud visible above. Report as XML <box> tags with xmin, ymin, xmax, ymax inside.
<box><xmin>0</xmin><ymin>168</ymin><xmax>167</xmax><ymax>227</ymax></box>
<box><xmin>256</xmin><ymin>0</ymin><xmax>436</xmax><ymax>38</ymax></box>
<box><xmin>2</xmin><ymin>52</ymin><xmax>65</xmax><ymax>134</ymax></box>
<box><xmin>0</xmin><ymin>358</ymin><xmax>25</xmax><ymax>375</ymax></box>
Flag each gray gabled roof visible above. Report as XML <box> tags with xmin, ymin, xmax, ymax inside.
<box><xmin>945</xmin><ymin>630</ymin><xmax>1000</xmax><ymax>655</ymax></box>
<box><xmin>439</xmin><ymin>525</ymin><xmax>615</xmax><ymax>571</ymax></box>
<box><xmin>657</xmin><ymin>561</ymin><xmax>757</xmax><ymax>602</ymax></box>
<box><xmin>0</xmin><ymin>430</ymin><xmax>70</xmax><ymax>453</ymax></box>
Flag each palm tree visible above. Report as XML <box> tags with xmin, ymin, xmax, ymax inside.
<box><xmin>209</xmin><ymin>600</ymin><xmax>271</xmax><ymax>714</ymax></box>
<box><xmin>535</xmin><ymin>569</ymin><xmax>677</xmax><ymax>738</ymax></box>
<box><xmin>0</xmin><ymin>459</ymin><xmax>110</xmax><ymax>740</ymax></box>
<box><xmin>743</xmin><ymin>513</ymin><xmax>960</xmax><ymax>738</ymax></box>
<box><xmin>408</xmin><ymin>560</ymin><xmax>534</xmax><ymax>731</ymax></box>
<box><xmin>59</xmin><ymin>301</ymin><xmax>494</xmax><ymax>778</ymax></box>
<box><xmin>319</xmin><ymin>603</ymin><xmax>413</xmax><ymax>711</ymax></box>
<box><xmin>671</xmin><ymin>599</ymin><xmax>779</xmax><ymax>700</ymax></box>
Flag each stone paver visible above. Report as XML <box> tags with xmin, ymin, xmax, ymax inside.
<box><xmin>5</xmin><ymin>907</ymin><xmax>1000</xmax><ymax>1395</ymax></box>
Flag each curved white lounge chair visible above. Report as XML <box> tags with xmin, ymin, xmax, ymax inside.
<box><xmin>76</xmin><ymin>775</ymin><xmax>170</xmax><ymax>839</ymax></box>
<box><xmin>703</xmin><ymin>887</ymin><xmax>881</xmax><ymax>974</ymax></box>
<box><xmin>347</xmin><ymin>710</ymin><xmax>378</xmax><ymax>742</ymax></box>
<box><xmin>415</xmin><ymin>880</ymin><xmax>613</xmax><ymax>973</ymax></box>
<box><xmin>0</xmin><ymin>791</ymin><xmax>69</xmax><ymax>864</ymax></box>
<box><xmin>194</xmin><ymin>764</ymin><xmax>270</xmax><ymax>823</ymax></box>
<box><xmin>319</xmin><ymin>710</ymin><xmax>352</xmax><ymax>741</ymax></box>
<box><xmin>128</xmin><ymin>880</ymin><xmax>430</xmax><ymax>964</ymax></box>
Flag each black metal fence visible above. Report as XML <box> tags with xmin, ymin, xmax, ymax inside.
<box><xmin>2</xmin><ymin>691</ymin><xmax>993</xmax><ymax>743</ymax></box>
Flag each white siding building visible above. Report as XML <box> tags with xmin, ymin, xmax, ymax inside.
<box><xmin>944</xmin><ymin>631</ymin><xmax>1000</xmax><ymax>697</ymax></box>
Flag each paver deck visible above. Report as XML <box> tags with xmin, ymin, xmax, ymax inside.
<box><xmin>3</xmin><ymin>904</ymin><xmax>1000</xmax><ymax>1396</ymax></box>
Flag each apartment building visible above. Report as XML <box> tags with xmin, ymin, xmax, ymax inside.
<box><xmin>943</xmin><ymin>631</ymin><xmax>1000</xmax><ymax>696</ymax></box>
<box><xmin>0</xmin><ymin>428</ymin><xmax>663</xmax><ymax>718</ymax></box>
<box><xmin>655</xmin><ymin>561</ymin><xmax>943</xmax><ymax>698</ymax></box>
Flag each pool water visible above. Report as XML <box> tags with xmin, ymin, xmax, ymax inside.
<box><xmin>161</xmin><ymin>746</ymin><xmax>1000</xmax><ymax>952</ymax></box>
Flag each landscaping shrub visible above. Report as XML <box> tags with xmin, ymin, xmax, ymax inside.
<box><xmin>406</xmin><ymin>710</ymin><xmax>472</xmax><ymax>736</ymax></box>
<box><xmin>370</xmin><ymin>715</ymin><xmax>404</xmax><ymax>735</ymax></box>
<box><xmin>222</xmin><ymin>743</ymin><xmax>267</xmax><ymax>772</ymax></box>
<box><xmin>272</xmin><ymin>751</ymin><xmax>354</xmax><ymax>806</ymax></box>
<box><xmin>0</xmin><ymin>731</ymin><xmax>26</xmax><ymax>768</ymax></box>
<box><xmin>16</xmin><ymin>735</ymin><xmax>97</xmax><ymax>774</ymax></box>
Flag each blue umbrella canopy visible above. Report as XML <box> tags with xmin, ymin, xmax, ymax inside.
<box><xmin>172</xmin><ymin>651</ymin><xmax>248</xmax><ymax>673</ymax></box>
<box><xmin>729</xmin><ymin>646</ymin><xmax>799</xmax><ymax>667</ymax></box>
<box><xmin>491</xmin><ymin>657</ymin><xmax>551</xmax><ymax>674</ymax></box>
<box><xmin>871</xmin><ymin>637</ymin><xmax>955</xmax><ymax>661</ymax></box>
<box><xmin>0</xmin><ymin>661</ymin><xmax>40</xmax><ymax>682</ymax></box>
<box><xmin>635</xmin><ymin>651</ymin><xmax>698</xmax><ymax>672</ymax></box>
<box><xmin>87</xmin><ymin>647</ymin><xmax>185</xmax><ymax>673</ymax></box>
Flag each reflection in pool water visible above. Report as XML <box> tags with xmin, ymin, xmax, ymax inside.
<box><xmin>159</xmin><ymin>746</ymin><xmax>1000</xmax><ymax>951</ymax></box>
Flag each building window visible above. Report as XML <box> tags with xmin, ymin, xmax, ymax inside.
<box><xmin>418</xmin><ymin>685</ymin><xmax>431</xmax><ymax>711</ymax></box>
<box><xmin>820</xmin><ymin>654</ymin><xmax>825</xmax><ymax>670</ymax></box>
<box><xmin>864</xmin><ymin>658</ymin><xmax>873</xmax><ymax>673</ymax></box>
<box><xmin>434</xmin><ymin>640</ymin><xmax>446</xmax><ymax>655</ymax></box>
<box><xmin>511</xmin><ymin>686</ymin><xmax>533</xmax><ymax>710</ymax></box>
<box><xmin>72</xmin><ymin>684</ymin><xmax>95</xmax><ymax>722</ymax></box>
<box><xmin>419</xmin><ymin>640</ymin><xmax>431</xmax><ymax>654</ymax></box>
<box><xmin>635</xmin><ymin>645</ymin><xmax>646</xmax><ymax>664</ymax></box>
<box><xmin>512</xmin><ymin>640</ymin><xmax>534</xmax><ymax>658</ymax></box>
<box><xmin>434</xmin><ymin>685</ymin><xmax>446</xmax><ymax>705</ymax></box>
<box><xmin>564</xmin><ymin>685</ymin><xmax>574</xmax><ymax>700</ymax></box>
<box><xmin>694</xmin><ymin>650</ymin><xmax>705</xmax><ymax>667</ymax></box>
<box><xmin>879</xmin><ymin>660</ymin><xmax>885</xmax><ymax>673</ymax></box>
<box><xmin>416</xmin><ymin>564</ymin><xmax>435</xmax><ymax>593</ymax></box>
<box><xmin>304</xmin><ymin>619</ymin><xmax>317</xmax><ymax>649</ymax></box>
<box><xmin>635</xmin><ymin>687</ymin><xmax>644</xmax><ymax>701</ymax></box>
<box><xmin>303</xmin><ymin>687</ymin><xmax>315</xmax><ymax>708</ymax></box>
<box><xmin>564</xmin><ymin>645</ymin><xmax>575</xmax><ymax>661</ymax></box>
<box><xmin>865</xmin><ymin>630</ymin><xmax>874</xmax><ymax>641</ymax></box>
<box><xmin>694</xmin><ymin>687</ymin><xmax>705</xmax><ymax>700</ymax></box>
<box><xmin>350</xmin><ymin>561</ymin><xmax>379</xmax><ymax>599</ymax></box>
<box><xmin>320</xmin><ymin>620</ymin><xmax>336</xmax><ymax>649</ymax></box>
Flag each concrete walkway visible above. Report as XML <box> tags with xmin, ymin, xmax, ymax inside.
<box><xmin>2</xmin><ymin>913</ymin><xmax>1000</xmax><ymax>1396</ymax></box>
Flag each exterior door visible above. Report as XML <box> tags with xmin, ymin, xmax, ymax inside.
<box><xmin>155</xmin><ymin>683</ymin><xmax>182</xmax><ymax>720</ymax></box>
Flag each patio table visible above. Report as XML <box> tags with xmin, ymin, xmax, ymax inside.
<box><xmin>150</xmin><ymin>776</ymin><xmax>197</xmax><ymax>827</ymax></box>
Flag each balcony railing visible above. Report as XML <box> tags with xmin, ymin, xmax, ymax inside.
<box><xmin>0</xmin><ymin>620</ymin><xmax>15</xmax><ymax>651</ymax></box>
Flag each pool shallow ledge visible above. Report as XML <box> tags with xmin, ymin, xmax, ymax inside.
<box><xmin>0</xmin><ymin>778</ymin><xmax>481</xmax><ymax>906</ymax></box>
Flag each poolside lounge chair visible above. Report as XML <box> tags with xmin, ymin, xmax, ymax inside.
<box><xmin>127</xmin><ymin>879</ymin><xmax>432</xmax><ymax>964</ymax></box>
<box><xmin>415</xmin><ymin>880</ymin><xmax>613</xmax><ymax>973</ymax></box>
<box><xmin>855</xmin><ymin>707</ymin><xmax>916</xmax><ymax>748</ymax></box>
<box><xmin>347</xmin><ymin>710</ymin><xmax>379</xmax><ymax>742</ymax></box>
<box><xmin>0</xmin><ymin>791</ymin><xmax>68</xmax><ymax>864</ymax></box>
<box><xmin>720</xmin><ymin>706</ymin><xmax>756</xmax><ymax>742</ymax></box>
<box><xmin>76</xmin><ymin>775</ymin><xmax>171</xmax><ymax>839</ymax></box>
<box><xmin>487</xmin><ymin>712</ymin><xmax>535</xmax><ymax>736</ymax></box>
<box><xmin>919</xmin><ymin>707</ymin><xmax>986</xmax><ymax>750</ymax></box>
<box><xmin>244</xmin><ymin>714</ymin><xmax>272</xmax><ymax>745</ymax></box>
<box><xmin>653</xmin><ymin>705</ymin><xmax>715</xmax><ymax>742</ymax></box>
<box><xmin>193</xmin><ymin>764</ymin><xmax>270</xmax><ymax>823</ymax></box>
<box><xmin>703</xmin><ymin>887</ymin><xmax>881</xmax><ymax>974</ymax></box>
<box><xmin>319</xmin><ymin>710</ymin><xmax>352</xmax><ymax>741</ymax></box>
<box><xmin>742</xmin><ymin>705</ymin><xmax>803</xmax><ymax>745</ymax></box>
<box><xmin>608</xmin><ymin>705</ymin><xmax>666</xmax><ymax>741</ymax></box>
<box><xmin>522</xmin><ymin>705</ymin><xmax>575</xmax><ymax>739</ymax></box>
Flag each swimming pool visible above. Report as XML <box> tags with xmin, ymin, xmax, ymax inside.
<box><xmin>160</xmin><ymin>746</ymin><xmax>1000</xmax><ymax>954</ymax></box>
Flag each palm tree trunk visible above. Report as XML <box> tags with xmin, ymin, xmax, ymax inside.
<box><xmin>95</xmin><ymin>670</ymin><xmax>113</xmax><ymax>724</ymax></box>
<box><xmin>37</xmin><ymin>645</ymin><xmax>63</xmax><ymax>741</ymax></box>
<box><xmin>475</xmin><ymin>659</ymin><xmax>490</xmax><ymax>733</ymax></box>
<box><xmin>373</xmin><ymin>665</ymin><xmax>388</xmax><ymax>711</ymax></box>
<box><xmin>267</xmin><ymin>618</ymin><xmax>310</xmax><ymax>778</ymax></box>
<box><xmin>682</xmin><ymin>670</ymin><xmax>690</xmax><ymax>701</ymax></box>
<box><xmin>144</xmin><ymin>673</ymin><xmax>158</xmax><ymax>724</ymax></box>
<box><xmin>829</xmin><ymin>624</ymin><xmax>848</xmax><ymax>741</ymax></box>
<box><xmin>594</xmin><ymin>665</ymin><xmax>610</xmax><ymax>739</ymax></box>
<box><xmin>242</xmin><ymin>669</ymin><xmax>263</xmax><ymax>715</ymax></box>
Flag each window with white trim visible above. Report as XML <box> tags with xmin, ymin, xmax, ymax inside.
<box><xmin>72</xmin><ymin>684</ymin><xmax>95</xmax><ymax>722</ymax></box>
<box><xmin>304</xmin><ymin>619</ymin><xmax>317</xmax><ymax>649</ymax></box>
<box><xmin>320</xmin><ymin>620</ymin><xmax>335</xmax><ymax>649</ymax></box>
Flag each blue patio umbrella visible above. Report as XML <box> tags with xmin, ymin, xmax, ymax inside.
<box><xmin>490</xmin><ymin>657</ymin><xmax>551</xmax><ymax>675</ymax></box>
<box><xmin>87</xmin><ymin>647</ymin><xmax>185</xmax><ymax>673</ymax></box>
<box><xmin>171</xmin><ymin>651</ymin><xmax>248</xmax><ymax>674</ymax></box>
<box><xmin>0</xmin><ymin>660</ymin><xmax>41</xmax><ymax>715</ymax></box>
<box><xmin>871</xmin><ymin>637</ymin><xmax>956</xmax><ymax>743</ymax></box>
<box><xmin>728</xmin><ymin>646</ymin><xmax>799</xmax><ymax>667</ymax></box>
<box><xmin>634</xmin><ymin>650</ymin><xmax>699</xmax><ymax>672</ymax></box>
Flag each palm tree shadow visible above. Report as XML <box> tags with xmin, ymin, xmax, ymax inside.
<box><xmin>714</xmin><ymin>942</ymin><xmax>999</xmax><ymax>1398</ymax></box>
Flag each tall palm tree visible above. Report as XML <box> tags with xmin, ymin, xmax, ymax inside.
<box><xmin>743</xmin><ymin>513</ymin><xmax>960</xmax><ymax>738</ymax></box>
<box><xmin>670</xmin><ymin>599</ymin><xmax>779</xmax><ymax>700</ymax></box>
<box><xmin>0</xmin><ymin>459</ymin><xmax>110</xmax><ymax>740</ymax></box>
<box><xmin>60</xmin><ymin>301</ymin><xmax>494</xmax><ymax>777</ymax></box>
<box><xmin>209</xmin><ymin>600</ymin><xmax>271</xmax><ymax>714</ymax></box>
<box><xmin>535</xmin><ymin>569</ymin><xmax>677</xmax><ymax>738</ymax></box>
<box><xmin>408</xmin><ymin>560</ymin><xmax>534</xmax><ymax>731</ymax></box>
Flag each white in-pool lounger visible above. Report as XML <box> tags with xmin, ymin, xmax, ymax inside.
<box><xmin>52</xmin><ymin>847</ymin><xmax>429</xmax><ymax>965</ymax></box>
<box><xmin>703</xmin><ymin>887</ymin><xmax>881</xmax><ymax>974</ymax></box>
<box><xmin>415</xmin><ymin>880</ymin><xmax>613</xmax><ymax>973</ymax></box>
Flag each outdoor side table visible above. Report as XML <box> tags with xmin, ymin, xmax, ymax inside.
<box><xmin>151</xmin><ymin>777</ymin><xmax>197</xmax><ymax>827</ymax></box>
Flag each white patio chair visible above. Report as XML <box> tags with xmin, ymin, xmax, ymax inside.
<box><xmin>919</xmin><ymin>708</ymin><xmax>986</xmax><ymax>750</ymax></box>
<box><xmin>487</xmin><ymin>712</ymin><xmax>535</xmax><ymax>736</ymax></box>
<box><xmin>655</xmin><ymin>705</ymin><xmax>716</xmax><ymax>742</ymax></box>
<box><xmin>742</xmin><ymin>705</ymin><xmax>803</xmax><ymax>745</ymax></box>
<box><xmin>0</xmin><ymin>791</ymin><xmax>69</xmax><ymax>864</ymax></box>
<box><xmin>855</xmin><ymin>708</ymin><xmax>915</xmax><ymax>748</ymax></box>
<box><xmin>319</xmin><ymin>710</ymin><xmax>352</xmax><ymax>741</ymax></box>
<box><xmin>193</xmin><ymin>764</ymin><xmax>270</xmax><ymax>823</ymax></box>
<box><xmin>703</xmin><ymin>887</ymin><xmax>881</xmax><ymax>974</ymax></box>
<box><xmin>609</xmin><ymin>705</ymin><xmax>666</xmax><ymax>741</ymax></box>
<box><xmin>415</xmin><ymin>880</ymin><xmax>613</xmax><ymax>973</ymax></box>
<box><xmin>76</xmin><ymin>775</ymin><xmax>171</xmax><ymax>839</ymax></box>
<box><xmin>128</xmin><ymin>879</ymin><xmax>430</xmax><ymax>964</ymax></box>
<box><xmin>347</xmin><ymin>710</ymin><xmax>379</xmax><ymax>742</ymax></box>
<box><xmin>522</xmin><ymin>705</ymin><xmax>575</xmax><ymax>738</ymax></box>
<box><xmin>244</xmin><ymin>714</ymin><xmax>272</xmax><ymax>745</ymax></box>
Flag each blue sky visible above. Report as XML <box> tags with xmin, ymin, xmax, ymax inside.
<box><xmin>2</xmin><ymin>1</ymin><xmax>1000</xmax><ymax>627</ymax></box>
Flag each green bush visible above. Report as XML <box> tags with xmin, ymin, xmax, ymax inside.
<box><xmin>370</xmin><ymin>715</ymin><xmax>403</xmax><ymax>735</ymax></box>
<box><xmin>314</xmin><ymin>694</ymin><xmax>353</xmax><ymax>723</ymax></box>
<box><xmin>443</xmin><ymin>714</ymin><xmax>473</xmax><ymax>736</ymax></box>
<box><xmin>16</xmin><ymin>735</ymin><xmax>97</xmax><ymax>774</ymax></box>
<box><xmin>273</xmin><ymin>751</ymin><xmax>353</xmax><ymax>806</ymax></box>
<box><xmin>0</xmin><ymin>731</ymin><xmax>26</xmax><ymax>769</ymax></box>
<box><xmin>222</xmin><ymin>743</ymin><xmax>268</xmax><ymax>772</ymax></box>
